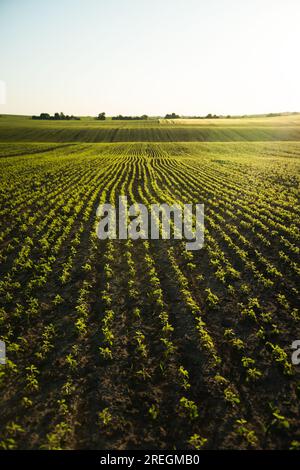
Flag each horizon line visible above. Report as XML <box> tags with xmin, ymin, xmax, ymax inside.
<box><xmin>1</xmin><ymin>111</ymin><xmax>300</xmax><ymax>119</ymax></box>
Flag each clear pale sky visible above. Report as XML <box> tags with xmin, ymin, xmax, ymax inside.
<box><xmin>0</xmin><ymin>0</ymin><xmax>299</xmax><ymax>116</ymax></box>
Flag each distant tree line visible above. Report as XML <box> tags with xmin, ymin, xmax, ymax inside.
<box><xmin>205</xmin><ymin>113</ymin><xmax>220</xmax><ymax>119</ymax></box>
<box><xmin>29</xmin><ymin>111</ymin><xmax>299</xmax><ymax>122</ymax></box>
<box><xmin>111</xmin><ymin>114</ymin><xmax>148</xmax><ymax>120</ymax></box>
<box><xmin>164</xmin><ymin>113</ymin><xmax>180</xmax><ymax>119</ymax></box>
<box><xmin>164</xmin><ymin>113</ymin><xmax>223</xmax><ymax>119</ymax></box>
<box><xmin>32</xmin><ymin>112</ymin><xmax>80</xmax><ymax>120</ymax></box>
<box><xmin>96</xmin><ymin>112</ymin><xmax>106</xmax><ymax>120</ymax></box>
<box><xmin>184</xmin><ymin>114</ymin><xmax>230</xmax><ymax>119</ymax></box>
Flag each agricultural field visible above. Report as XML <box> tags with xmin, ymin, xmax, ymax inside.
<box><xmin>0</xmin><ymin>116</ymin><xmax>299</xmax><ymax>450</ymax></box>
<box><xmin>1</xmin><ymin>114</ymin><xmax>300</xmax><ymax>143</ymax></box>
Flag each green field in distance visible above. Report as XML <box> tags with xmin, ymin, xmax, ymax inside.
<box><xmin>1</xmin><ymin>114</ymin><xmax>300</xmax><ymax>142</ymax></box>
